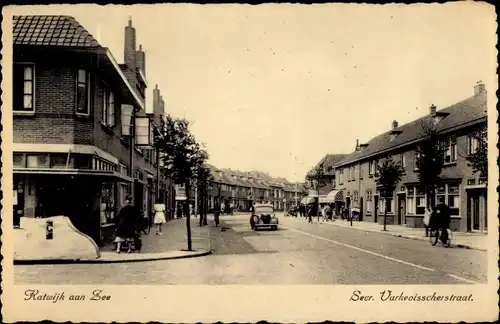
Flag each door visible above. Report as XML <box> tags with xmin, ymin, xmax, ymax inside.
<box><xmin>374</xmin><ymin>195</ymin><xmax>379</xmax><ymax>222</ymax></box>
<box><xmin>472</xmin><ymin>193</ymin><xmax>480</xmax><ymax>230</ymax></box>
<box><xmin>397</xmin><ymin>195</ymin><xmax>405</xmax><ymax>225</ymax></box>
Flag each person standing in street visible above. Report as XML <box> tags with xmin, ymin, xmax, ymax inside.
<box><xmin>153</xmin><ymin>202</ymin><xmax>166</xmax><ymax>235</ymax></box>
<box><xmin>114</xmin><ymin>195</ymin><xmax>139</xmax><ymax>253</ymax></box>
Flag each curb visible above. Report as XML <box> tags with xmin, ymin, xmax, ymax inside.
<box><xmin>321</xmin><ymin>221</ymin><xmax>487</xmax><ymax>252</ymax></box>
<box><xmin>14</xmin><ymin>248</ymin><xmax>212</xmax><ymax>265</ymax></box>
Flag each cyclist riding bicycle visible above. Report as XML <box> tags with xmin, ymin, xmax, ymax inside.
<box><xmin>433</xmin><ymin>203</ymin><xmax>451</xmax><ymax>243</ymax></box>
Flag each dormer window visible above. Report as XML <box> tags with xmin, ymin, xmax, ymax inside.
<box><xmin>429</xmin><ymin>105</ymin><xmax>450</xmax><ymax>125</ymax></box>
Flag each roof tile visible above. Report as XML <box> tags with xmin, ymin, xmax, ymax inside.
<box><xmin>13</xmin><ymin>15</ymin><xmax>100</xmax><ymax>48</ymax></box>
<box><xmin>337</xmin><ymin>91</ymin><xmax>487</xmax><ymax>167</ymax></box>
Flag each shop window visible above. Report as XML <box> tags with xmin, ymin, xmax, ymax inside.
<box><xmin>50</xmin><ymin>154</ymin><xmax>68</xmax><ymax>168</ymax></box>
<box><xmin>26</xmin><ymin>154</ymin><xmax>47</xmax><ymax>168</ymax></box>
<box><xmin>73</xmin><ymin>154</ymin><xmax>90</xmax><ymax>169</ymax></box>
<box><xmin>101</xmin><ymin>183</ymin><xmax>116</xmax><ymax>224</ymax></box>
<box><xmin>13</xmin><ymin>153</ymin><xmax>24</xmax><ymax>167</ymax></box>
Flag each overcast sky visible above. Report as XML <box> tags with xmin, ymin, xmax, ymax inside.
<box><xmin>10</xmin><ymin>3</ymin><xmax>496</xmax><ymax>182</ymax></box>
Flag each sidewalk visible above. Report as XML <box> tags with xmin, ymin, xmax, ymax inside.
<box><xmin>15</xmin><ymin>217</ymin><xmax>212</xmax><ymax>264</ymax></box>
<box><xmin>321</xmin><ymin>218</ymin><xmax>488</xmax><ymax>251</ymax></box>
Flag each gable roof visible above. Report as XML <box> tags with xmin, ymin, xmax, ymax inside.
<box><xmin>13</xmin><ymin>15</ymin><xmax>101</xmax><ymax>48</ymax></box>
<box><xmin>307</xmin><ymin>153</ymin><xmax>348</xmax><ymax>177</ymax></box>
<box><xmin>336</xmin><ymin>90</ymin><xmax>487</xmax><ymax>167</ymax></box>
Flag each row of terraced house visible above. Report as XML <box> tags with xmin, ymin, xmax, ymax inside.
<box><xmin>12</xmin><ymin>15</ymin><xmax>176</xmax><ymax>245</ymax></box>
<box><xmin>203</xmin><ymin>167</ymin><xmax>308</xmax><ymax>213</ymax></box>
<box><xmin>307</xmin><ymin>82</ymin><xmax>488</xmax><ymax>233</ymax></box>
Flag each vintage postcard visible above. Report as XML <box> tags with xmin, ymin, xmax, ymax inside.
<box><xmin>1</xmin><ymin>2</ymin><xmax>498</xmax><ymax>322</ymax></box>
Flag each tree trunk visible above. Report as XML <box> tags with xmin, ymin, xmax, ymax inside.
<box><xmin>199</xmin><ymin>184</ymin><xmax>204</xmax><ymax>227</ymax></box>
<box><xmin>185</xmin><ymin>181</ymin><xmax>193</xmax><ymax>251</ymax></box>
<box><xmin>383</xmin><ymin>199</ymin><xmax>388</xmax><ymax>231</ymax></box>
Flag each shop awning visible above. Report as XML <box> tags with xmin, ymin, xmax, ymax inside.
<box><xmin>300</xmin><ymin>196</ymin><xmax>315</xmax><ymax>205</ymax></box>
<box><xmin>325</xmin><ymin>190</ymin><xmax>344</xmax><ymax>202</ymax></box>
<box><xmin>13</xmin><ymin>168</ymin><xmax>134</xmax><ymax>182</ymax></box>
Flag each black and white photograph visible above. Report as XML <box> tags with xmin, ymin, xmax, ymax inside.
<box><xmin>1</xmin><ymin>2</ymin><xmax>498</xmax><ymax>322</ymax></box>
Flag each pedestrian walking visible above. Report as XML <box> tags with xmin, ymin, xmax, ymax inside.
<box><xmin>114</xmin><ymin>195</ymin><xmax>139</xmax><ymax>254</ymax></box>
<box><xmin>214</xmin><ymin>202</ymin><xmax>220</xmax><ymax>227</ymax></box>
<box><xmin>423</xmin><ymin>205</ymin><xmax>432</xmax><ymax>237</ymax></box>
<box><xmin>153</xmin><ymin>203</ymin><xmax>166</xmax><ymax>235</ymax></box>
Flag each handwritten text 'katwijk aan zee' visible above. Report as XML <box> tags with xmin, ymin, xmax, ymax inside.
<box><xmin>24</xmin><ymin>289</ymin><xmax>111</xmax><ymax>303</ymax></box>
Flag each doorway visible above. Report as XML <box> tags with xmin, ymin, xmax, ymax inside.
<box><xmin>467</xmin><ymin>188</ymin><xmax>487</xmax><ymax>231</ymax></box>
<box><xmin>374</xmin><ymin>195</ymin><xmax>379</xmax><ymax>222</ymax></box>
<box><xmin>397</xmin><ymin>194</ymin><xmax>406</xmax><ymax>225</ymax></box>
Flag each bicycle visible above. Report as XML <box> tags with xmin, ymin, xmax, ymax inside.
<box><xmin>429</xmin><ymin>227</ymin><xmax>452</xmax><ymax>247</ymax></box>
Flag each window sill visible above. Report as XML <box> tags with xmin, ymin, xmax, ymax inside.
<box><xmin>13</xmin><ymin>110</ymin><xmax>35</xmax><ymax>116</ymax></box>
<box><xmin>75</xmin><ymin>112</ymin><xmax>92</xmax><ymax>119</ymax></box>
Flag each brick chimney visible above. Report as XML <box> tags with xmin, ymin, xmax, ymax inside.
<box><xmin>429</xmin><ymin>104</ymin><xmax>437</xmax><ymax>116</ymax></box>
<box><xmin>474</xmin><ymin>81</ymin><xmax>486</xmax><ymax>96</ymax></box>
<box><xmin>124</xmin><ymin>17</ymin><xmax>136</xmax><ymax>73</ymax></box>
<box><xmin>160</xmin><ymin>95</ymin><xmax>165</xmax><ymax>116</ymax></box>
<box><xmin>136</xmin><ymin>44</ymin><xmax>146</xmax><ymax>76</ymax></box>
<box><xmin>392</xmin><ymin>120</ymin><xmax>398</xmax><ymax>130</ymax></box>
<box><xmin>355</xmin><ymin>139</ymin><xmax>360</xmax><ymax>151</ymax></box>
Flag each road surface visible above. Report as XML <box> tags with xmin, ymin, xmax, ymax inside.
<box><xmin>15</xmin><ymin>213</ymin><xmax>487</xmax><ymax>284</ymax></box>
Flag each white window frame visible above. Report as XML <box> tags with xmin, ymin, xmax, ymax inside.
<box><xmin>401</xmin><ymin>153</ymin><xmax>406</xmax><ymax>168</ymax></box>
<box><xmin>435</xmin><ymin>183</ymin><xmax>460</xmax><ymax>214</ymax></box>
<box><xmin>406</xmin><ymin>196</ymin><xmax>415</xmax><ymax>214</ymax></box>
<box><xmin>103</xmin><ymin>86</ymin><xmax>115</xmax><ymax>127</ymax></box>
<box><xmin>467</xmin><ymin>134</ymin><xmax>480</xmax><ymax>155</ymax></box>
<box><xmin>13</xmin><ymin>62</ymin><xmax>36</xmax><ymax>114</ymax></box>
<box><xmin>442</xmin><ymin>136</ymin><xmax>457</xmax><ymax>163</ymax></box>
<box><xmin>76</xmin><ymin>69</ymin><xmax>91</xmax><ymax>116</ymax></box>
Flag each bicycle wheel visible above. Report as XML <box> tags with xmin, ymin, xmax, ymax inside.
<box><xmin>429</xmin><ymin>229</ymin><xmax>439</xmax><ymax>246</ymax></box>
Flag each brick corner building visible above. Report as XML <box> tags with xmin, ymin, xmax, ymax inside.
<box><xmin>12</xmin><ymin>15</ymin><xmax>167</xmax><ymax>245</ymax></box>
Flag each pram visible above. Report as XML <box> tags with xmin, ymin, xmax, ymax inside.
<box><xmin>115</xmin><ymin>228</ymin><xmax>142</xmax><ymax>253</ymax></box>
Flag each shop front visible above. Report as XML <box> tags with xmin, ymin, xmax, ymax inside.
<box><xmin>14</xmin><ymin>169</ymin><xmax>134</xmax><ymax>246</ymax></box>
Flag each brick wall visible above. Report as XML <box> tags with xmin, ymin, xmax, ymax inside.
<box><xmin>13</xmin><ymin>64</ymin><xmax>78</xmax><ymax>144</ymax></box>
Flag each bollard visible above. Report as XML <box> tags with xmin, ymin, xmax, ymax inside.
<box><xmin>46</xmin><ymin>220</ymin><xmax>53</xmax><ymax>240</ymax></box>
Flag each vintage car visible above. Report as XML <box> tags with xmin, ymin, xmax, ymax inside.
<box><xmin>250</xmin><ymin>203</ymin><xmax>279</xmax><ymax>230</ymax></box>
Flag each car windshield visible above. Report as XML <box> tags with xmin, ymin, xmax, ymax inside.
<box><xmin>255</xmin><ymin>206</ymin><xmax>273</xmax><ymax>214</ymax></box>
